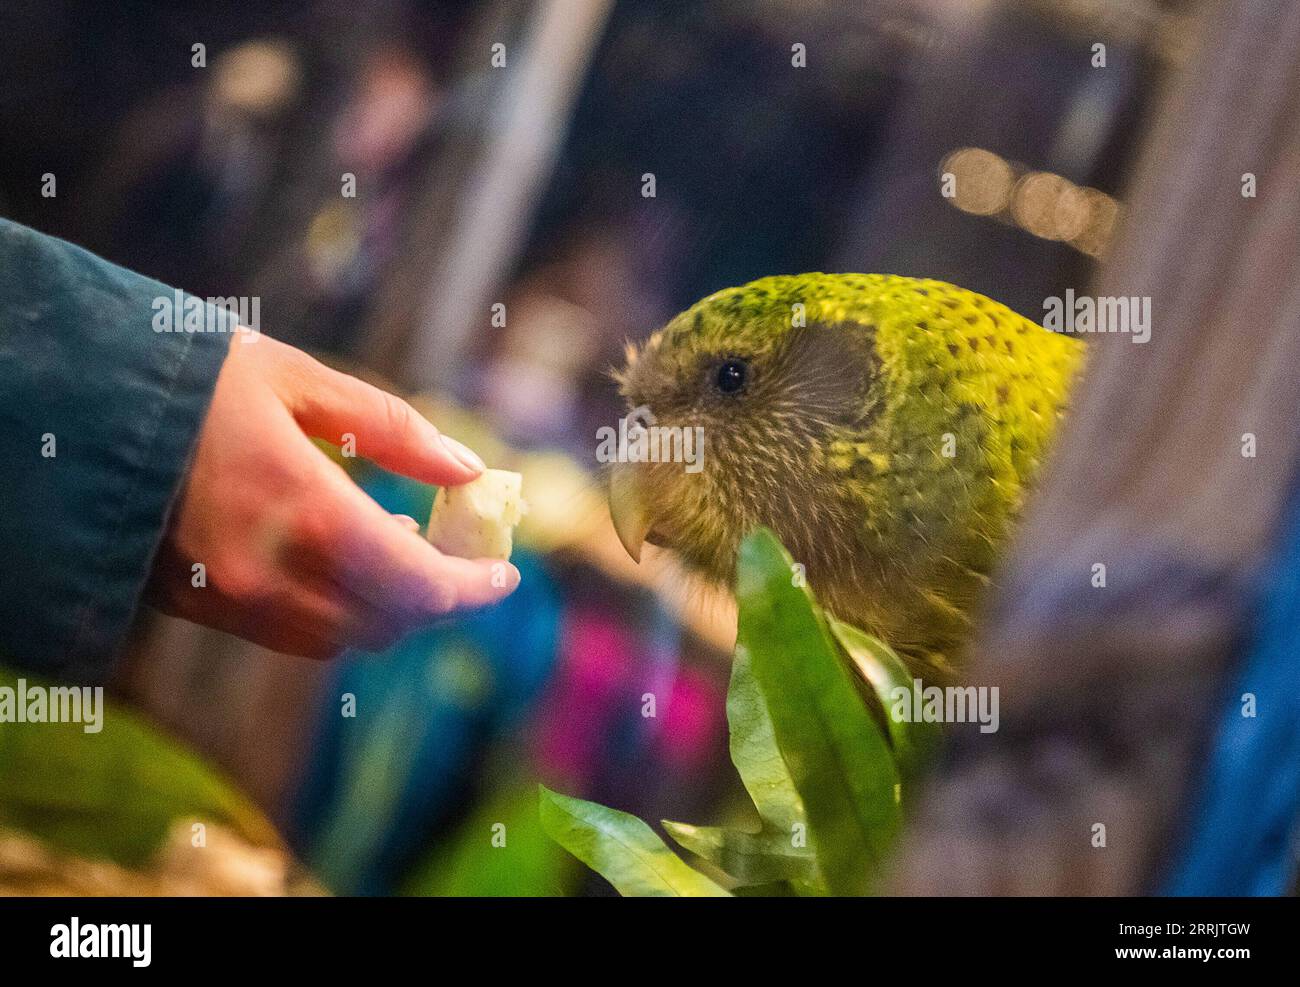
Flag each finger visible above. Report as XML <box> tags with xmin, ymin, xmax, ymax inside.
<box><xmin>285</xmin><ymin>355</ymin><xmax>485</xmax><ymax>484</ymax></box>
<box><xmin>321</xmin><ymin>471</ymin><xmax>521</xmax><ymax>621</ymax></box>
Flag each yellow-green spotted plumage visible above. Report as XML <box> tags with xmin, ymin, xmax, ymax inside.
<box><xmin>611</xmin><ymin>273</ymin><xmax>1083</xmax><ymax>675</ymax></box>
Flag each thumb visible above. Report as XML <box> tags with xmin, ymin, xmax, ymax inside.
<box><xmin>281</xmin><ymin>351</ymin><xmax>485</xmax><ymax>485</ymax></box>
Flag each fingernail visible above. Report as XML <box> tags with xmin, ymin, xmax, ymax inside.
<box><xmin>441</xmin><ymin>434</ymin><xmax>485</xmax><ymax>472</ymax></box>
<box><xmin>393</xmin><ymin>514</ymin><xmax>420</xmax><ymax>531</ymax></box>
<box><xmin>486</xmin><ymin>560</ymin><xmax>521</xmax><ymax>590</ymax></box>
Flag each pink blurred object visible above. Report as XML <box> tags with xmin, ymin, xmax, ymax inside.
<box><xmin>534</xmin><ymin>608</ymin><xmax>634</xmax><ymax>784</ymax></box>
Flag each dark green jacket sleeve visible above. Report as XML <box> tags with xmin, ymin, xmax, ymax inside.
<box><xmin>0</xmin><ymin>219</ymin><xmax>232</xmax><ymax>681</ymax></box>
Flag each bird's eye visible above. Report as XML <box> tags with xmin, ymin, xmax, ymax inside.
<box><xmin>715</xmin><ymin>358</ymin><xmax>748</xmax><ymax>395</ymax></box>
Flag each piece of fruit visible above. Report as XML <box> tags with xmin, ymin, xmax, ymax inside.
<box><xmin>426</xmin><ymin>469</ymin><xmax>525</xmax><ymax>561</ymax></box>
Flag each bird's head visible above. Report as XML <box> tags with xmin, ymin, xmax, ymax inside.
<box><xmin>609</xmin><ymin>274</ymin><xmax>884</xmax><ymax>587</ymax></box>
<box><xmin>608</xmin><ymin>273</ymin><xmax>1082</xmax><ymax>654</ymax></box>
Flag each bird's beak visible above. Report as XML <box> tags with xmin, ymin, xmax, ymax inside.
<box><xmin>609</xmin><ymin>463</ymin><xmax>651</xmax><ymax>563</ymax></box>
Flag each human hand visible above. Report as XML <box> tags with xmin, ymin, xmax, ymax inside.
<box><xmin>145</xmin><ymin>332</ymin><xmax>519</xmax><ymax>658</ymax></box>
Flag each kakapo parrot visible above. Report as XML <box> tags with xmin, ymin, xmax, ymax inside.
<box><xmin>609</xmin><ymin>273</ymin><xmax>1083</xmax><ymax>678</ymax></box>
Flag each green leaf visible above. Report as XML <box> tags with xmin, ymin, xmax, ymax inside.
<box><xmin>661</xmin><ymin>820</ymin><xmax>814</xmax><ymax>885</ymax></box>
<box><xmin>828</xmin><ymin>618</ymin><xmax>942</xmax><ymax>784</ymax></box>
<box><xmin>0</xmin><ymin>666</ymin><xmax>279</xmax><ymax>868</ymax></box>
<box><xmin>537</xmin><ymin>785</ymin><xmax>731</xmax><ymax>897</ymax></box>
<box><xmin>661</xmin><ymin>648</ymin><xmax>821</xmax><ymax>888</ymax></box>
<box><xmin>735</xmin><ymin>528</ymin><xmax>902</xmax><ymax>895</ymax></box>
<box><xmin>725</xmin><ymin>646</ymin><xmax>806</xmax><ymax>834</ymax></box>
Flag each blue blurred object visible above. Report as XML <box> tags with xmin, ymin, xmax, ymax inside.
<box><xmin>291</xmin><ymin>467</ymin><xmax>561</xmax><ymax>894</ymax></box>
<box><xmin>1163</xmin><ymin>486</ymin><xmax>1300</xmax><ymax>895</ymax></box>
<box><xmin>355</xmin><ymin>462</ymin><xmax>439</xmax><ymax>530</ymax></box>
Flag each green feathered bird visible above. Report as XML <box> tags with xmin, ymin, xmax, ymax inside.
<box><xmin>610</xmin><ymin>273</ymin><xmax>1083</xmax><ymax>677</ymax></box>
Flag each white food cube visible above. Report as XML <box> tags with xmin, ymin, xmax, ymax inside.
<box><xmin>426</xmin><ymin>469</ymin><xmax>525</xmax><ymax>561</ymax></box>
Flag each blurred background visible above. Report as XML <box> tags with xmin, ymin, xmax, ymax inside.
<box><xmin>0</xmin><ymin>0</ymin><xmax>1202</xmax><ymax>894</ymax></box>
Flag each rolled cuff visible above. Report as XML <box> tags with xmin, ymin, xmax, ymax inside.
<box><xmin>0</xmin><ymin>218</ymin><xmax>234</xmax><ymax>681</ymax></box>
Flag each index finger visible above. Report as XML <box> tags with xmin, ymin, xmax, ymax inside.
<box><xmin>286</xmin><ymin>351</ymin><xmax>486</xmax><ymax>486</ymax></box>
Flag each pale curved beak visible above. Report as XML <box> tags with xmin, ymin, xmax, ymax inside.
<box><xmin>609</xmin><ymin>463</ymin><xmax>652</xmax><ymax>563</ymax></box>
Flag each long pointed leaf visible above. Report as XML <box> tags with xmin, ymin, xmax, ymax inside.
<box><xmin>735</xmin><ymin>528</ymin><xmax>901</xmax><ymax>895</ymax></box>
<box><xmin>662</xmin><ymin>648</ymin><xmax>821</xmax><ymax>888</ymax></box>
<box><xmin>829</xmin><ymin>618</ymin><xmax>942</xmax><ymax>785</ymax></box>
<box><xmin>726</xmin><ymin>646</ymin><xmax>805</xmax><ymax>833</ymax></box>
<box><xmin>538</xmin><ymin>786</ymin><xmax>730</xmax><ymax>897</ymax></box>
<box><xmin>660</xmin><ymin>819</ymin><xmax>815</xmax><ymax>884</ymax></box>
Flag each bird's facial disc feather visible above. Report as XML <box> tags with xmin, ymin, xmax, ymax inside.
<box><xmin>611</xmin><ymin>273</ymin><xmax>1083</xmax><ymax>669</ymax></box>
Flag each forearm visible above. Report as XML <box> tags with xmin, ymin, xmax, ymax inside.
<box><xmin>0</xmin><ymin>218</ymin><xmax>232</xmax><ymax>680</ymax></box>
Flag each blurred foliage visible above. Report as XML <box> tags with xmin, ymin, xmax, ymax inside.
<box><xmin>540</xmin><ymin>528</ymin><xmax>933</xmax><ymax>896</ymax></box>
<box><xmin>0</xmin><ymin>665</ymin><xmax>279</xmax><ymax>869</ymax></box>
<box><xmin>0</xmin><ymin>820</ymin><xmax>322</xmax><ymax>896</ymax></box>
<box><xmin>401</xmin><ymin>774</ymin><xmax>576</xmax><ymax>897</ymax></box>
